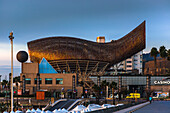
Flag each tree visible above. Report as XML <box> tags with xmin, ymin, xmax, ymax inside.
<box><xmin>159</xmin><ymin>46</ymin><xmax>167</xmax><ymax>59</ymax></box>
<box><xmin>150</xmin><ymin>47</ymin><xmax>159</xmax><ymax>75</ymax></box>
<box><xmin>92</xmin><ymin>84</ymin><xmax>101</xmax><ymax>104</ymax></box>
<box><xmin>1</xmin><ymin>80</ymin><xmax>8</xmax><ymax>88</ymax></box>
<box><xmin>109</xmin><ymin>81</ymin><xmax>117</xmax><ymax>89</ymax></box>
<box><xmin>159</xmin><ymin>46</ymin><xmax>168</xmax><ymax>74</ymax></box>
<box><xmin>101</xmin><ymin>80</ymin><xmax>109</xmax><ymax>97</ymax></box>
<box><xmin>168</xmin><ymin>49</ymin><xmax>170</xmax><ymax>61</ymax></box>
<box><xmin>109</xmin><ymin>81</ymin><xmax>117</xmax><ymax>105</ymax></box>
<box><xmin>13</xmin><ymin>76</ymin><xmax>20</xmax><ymax>83</ymax></box>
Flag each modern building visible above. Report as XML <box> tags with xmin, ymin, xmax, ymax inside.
<box><xmin>19</xmin><ymin>21</ymin><xmax>146</xmax><ymax>97</ymax></box>
<box><xmin>90</xmin><ymin>75</ymin><xmax>170</xmax><ymax>98</ymax></box>
<box><xmin>143</xmin><ymin>53</ymin><xmax>170</xmax><ymax>75</ymax></box>
<box><xmin>111</xmin><ymin>51</ymin><xmax>143</xmax><ymax>75</ymax></box>
<box><xmin>20</xmin><ymin>58</ymin><xmax>82</xmax><ymax>98</ymax></box>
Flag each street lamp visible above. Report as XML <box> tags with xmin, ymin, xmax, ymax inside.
<box><xmin>0</xmin><ymin>75</ymin><xmax>1</xmax><ymax>93</ymax></box>
<box><xmin>9</xmin><ymin>31</ymin><xmax>14</xmax><ymax>111</ymax></box>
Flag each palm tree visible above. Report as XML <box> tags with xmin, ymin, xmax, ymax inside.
<box><xmin>150</xmin><ymin>47</ymin><xmax>159</xmax><ymax>75</ymax></box>
<box><xmin>159</xmin><ymin>46</ymin><xmax>167</xmax><ymax>59</ymax></box>
<box><xmin>1</xmin><ymin>80</ymin><xmax>8</xmax><ymax>88</ymax></box>
<box><xmin>13</xmin><ymin>76</ymin><xmax>20</xmax><ymax>83</ymax></box>
<box><xmin>109</xmin><ymin>81</ymin><xmax>117</xmax><ymax>105</ymax></box>
<box><xmin>159</xmin><ymin>46</ymin><xmax>168</xmax><ymax>74</ymax></box>
<box><xmin>101</xmin><ymin>80</ymin><xmax>109</xmax><ymax>97</ymax></box>
<box><xmin>92</xmin><ymin>84</ymin><xmax>101</xmax><ymax>104</ymax></box>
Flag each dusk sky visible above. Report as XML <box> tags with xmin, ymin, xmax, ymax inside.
<box><xmin>0</xmin><ymin>0</ymin><xmax>170</xmax><ymax>80</ymax></box>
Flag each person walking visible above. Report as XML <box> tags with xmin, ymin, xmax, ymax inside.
<box><xmin>149</xmin><ymin>96</ymin><xmax>152</xmax><ymax>104</ymax></box>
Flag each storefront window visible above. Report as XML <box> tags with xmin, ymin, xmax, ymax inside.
<box><xmin>56</xmin><ymin>78</ymin><xmax>63</xmax><ymax>84</ymax></box>
<box><xmin>45</xmin><ymin>78</ymin><xmax>52</xmax><ymax>84</ymax></box>
<box><xmin>25</xmin><ymin>78</ymin><xmax>31</xmax><ymax>84</ymax></box>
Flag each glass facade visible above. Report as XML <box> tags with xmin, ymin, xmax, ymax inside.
<box><xmin>39</xmin><ymin>58</ymin><xmax>58</xmax><ymax>74</ymax></box>
<box><xmin>25</xmin><ymin>78</ymin><xmax>31</xmax><ymax>84</ymax></box>
<box><xmin>90</xmin><ymin>76</ymin><xmax>169</xmax><ymax>86</ymax></box>
<box><xmin>34</xmin><ymin>78</ymin><xmax>42</xmax><ymax>84</ymax></box>
<box><xmin>45</xmin><ymin>78</ymin><xmax>52</xmax><ymax>84</ymax></box>
<box><xmin>56</xmin><ymin>78</ymin><xmax>63</xmax><ymax>84</ymax></box>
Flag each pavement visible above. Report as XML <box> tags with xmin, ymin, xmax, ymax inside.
<box><xmin>134</xmin><ymin>101</ymin><xmax>170</xmax><ymax>113</ymax></box>
<box><xmin>114</xmin><ymin>101</ymin><xmax>150</xmax><ymax>113</ymax></box>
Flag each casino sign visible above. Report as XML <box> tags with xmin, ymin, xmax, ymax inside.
<box><xmin>154</xmin><ymin>81</ymin><xmax>170</xmax><ymax>85</ymax></box>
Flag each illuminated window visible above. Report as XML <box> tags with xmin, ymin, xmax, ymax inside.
<box><xmin>45</xmin><ymin>78</ymin><xmax>52</xmax><ymax>84</ymax></box>
<box><xmin>56</xmin><ymin>78</ymin><xmax>63</xmax><ymax>84</ymax></box>
<box><xmin>25</xmin><ymin>78</ymin><xmax>31</xmax><ymax>84</ymax></box>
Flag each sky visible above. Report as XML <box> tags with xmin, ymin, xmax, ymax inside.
<box><xmin>0</xmin><ymin>0</ymin><xmax>170</xmax><ymax>80</ymax></box>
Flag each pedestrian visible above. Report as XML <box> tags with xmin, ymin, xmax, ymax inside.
<box><xmin>149</xmin><ymin>96</ymin><xmax>152</xmax><ymax>104</ymax></box>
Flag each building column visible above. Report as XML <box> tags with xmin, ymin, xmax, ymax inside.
<box><xmin>22</xmin><ymin>75</ymin><xmax>26</xmax><ymax>95</ymax></box>
<box><xmin>37</xmin><ymin>73</ymin><xmax>40</xmax><ymax>91</ymax></box>
<box><xmin>97</xmin><ymin>76</ymin><xmax>101</xmax><ymax>86</ymax></box>
<box><xmin>118</xmin><ymin>75</ymin><xmax>122</xmax><ymax>100</ymax></box>
<box><xmin>72</xmin><ymin>75</ymin><xmax>76</xmax><ymax>99</ymax></box>
<box><xmin>146</xmin><ymin>75</ymin><xmax>151</xmax><ymax>100</ymax></box>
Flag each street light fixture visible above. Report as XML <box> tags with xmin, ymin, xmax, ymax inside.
<box><xmin>0</xmin><ymin>75</ymin><xmax>1</xmax><ymax>93</ymax></box>
<box><xmin>9</xmin><ymin>31</ymin><xmax>14</xmax><ymax>111</ymax></box>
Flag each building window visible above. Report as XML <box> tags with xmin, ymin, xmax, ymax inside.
<box><xmin>45</xmin><ymin>78</ymin><xmax>52</xmax><ymax>84</ymax></box>
<box><xmin>127</xmin><ymin>65</ymin><xmax>132</xmax><ymax>67</ymax></box>
<box><xmin>34</xmin><ymin>78</ymin><xmax>42</xmax><ymax>84</ymax></box>
<box><xmin>127</xmin><ymin>61</ymin><xmax>132</xmax><ymax>63</ymax></box>
<box><xmin>56</xmin><ymin>78</ymin><xmax>63</xmax><ymax>84</ymax></box>
<box><xmin>25</xmin><ymin>78</ymin><xmax>31</xmax><ymax>84</ymax></box>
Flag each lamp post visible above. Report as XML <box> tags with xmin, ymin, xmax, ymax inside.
<box><xmin>0</xmin><ymin>75</ymin><xmax>1</xmax><ymax>93</ymax></box>
<box><xmin>9</xmin><ymin>31</ymin><xmax>14</xmax><ymax>111</ymax></box>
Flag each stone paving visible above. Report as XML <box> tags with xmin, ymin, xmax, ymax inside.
<box><xmin>134</xmin><ymin>101</ymin><xmax>170</xmax><ymax>113</ymax></box>
<box><xmin>114</xmin><ymin>102</ymin><xmax>149</xmax><ymax>113</ymax></box>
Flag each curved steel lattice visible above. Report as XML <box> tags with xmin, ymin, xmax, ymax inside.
<box><xmin>27</xmin><ymin>21</ymin><xmax>146</xmax><ymax>92</ymax></box>
<box><xmin>28</xmin><ymin>21</ymin><xmax>145</xmax><ymax>67</ymax></box>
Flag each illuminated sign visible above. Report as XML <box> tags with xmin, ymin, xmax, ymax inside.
<box><xmin>154</xmin><ymin>81</ymin><xmax>170</xmax><ymax>85</ymax></box>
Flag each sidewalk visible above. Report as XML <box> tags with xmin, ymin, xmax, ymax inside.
<box><xmin>114</xmin><ymin>101</ymin><xmax>149</xmax><ymax>113</ymax></box>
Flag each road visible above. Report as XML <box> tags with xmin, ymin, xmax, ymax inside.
<box><xmin>134</xmin><ymin>101</ymin><xmax>170</xmax><ymax>113</ymax></box>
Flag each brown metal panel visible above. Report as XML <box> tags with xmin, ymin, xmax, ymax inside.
<box><xmin>27</xmin><ymin>21</ymin><xmax>145</xmax><ymax>66</ymax></box>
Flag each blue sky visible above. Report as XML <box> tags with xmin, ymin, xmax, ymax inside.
<box><xmin>0</xmin><ymin>0</ymin><xmax>170</xmax><ymax>80</ymax></box>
